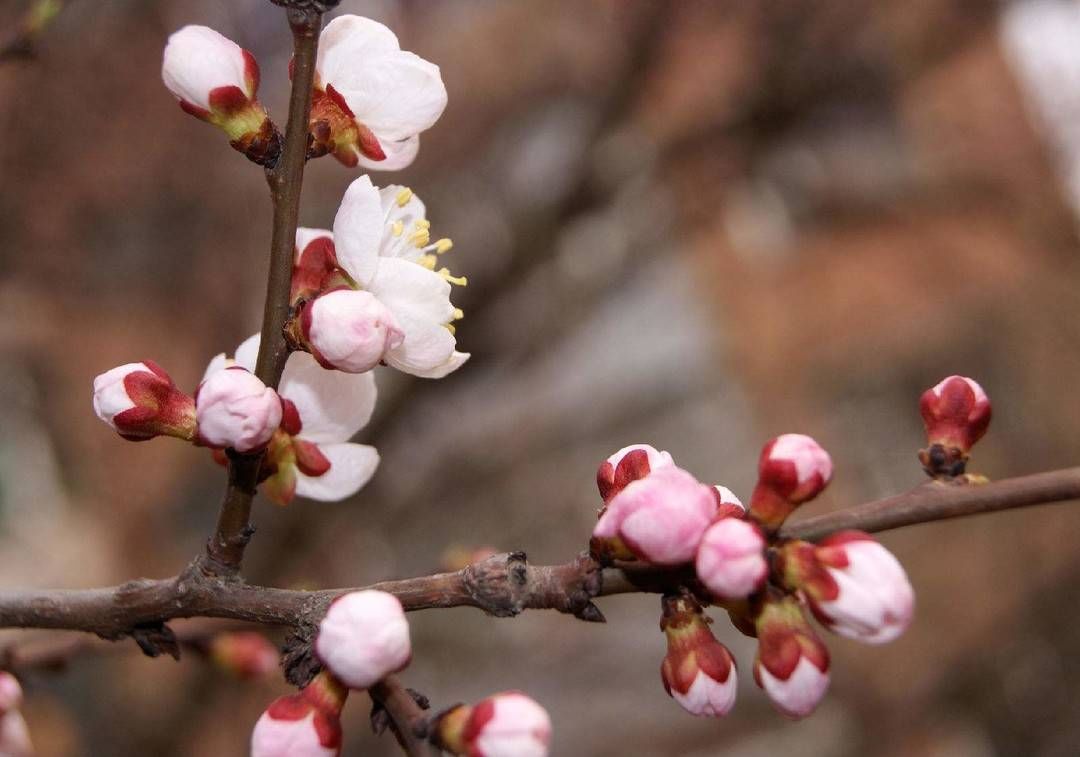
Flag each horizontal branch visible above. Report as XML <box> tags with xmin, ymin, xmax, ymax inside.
<box><xmin>1</xmin><ymin>468</ymin><xmax>1077</xmax><ymax>657</ymax></box>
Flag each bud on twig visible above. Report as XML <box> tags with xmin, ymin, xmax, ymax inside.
<box><xmin>162</xmin><ymin>26</ymin><xmax>281</xmax><ymax>166</ymax></box>
<box><xmin>919</xmin><ymin>375</ymin><xmax>991</xmax><ymax>477</ymax></box>
<box><xmin>314</xmin><ymin>590</ymin><xmax>411</xmax><ymax>690</ymax></box>
<box><xmin>251</xmin><ymin>671</ymin><xmax>347</xmax><ymax>757</ymax></box>
<box><xmin>695</xmin><ymin>517</ymin><xmax>768</xmax><ymax>601</ymax></box>
<box><xmin>753</xmin><ymin>594</ymin><xmax>830</xmax><ymax>719</ymax></box>
<box><xmin>196</xmin><ymin>367</ymin><xmax>282</xmax><ymax>453</ymax></box>
<box><xmin>660</xmin><ymin>596</ymin><xmax>738</xmax><ymax>718</ymax></box>
<box><xmin>595</xmin><ymin>444</ymin><xmax>674</xmax><ymax>504</ymax></box>
<box><xmin>209</xmin><ymin>631</ymin><xmax>280</xmax><ymax>679</ymax></box>
<box><xmin>296</xmin><ymin>289</ymin><xmax>404</xmax><ymax>373</ymax></box>
<box><xmin>777</xmin><ymin>531</ymin><xmax>914</xmax><ymax>644</ymax></box>
<box><xmin>432</xmin><ymin>691</ymin><xmax>551</xmax><ymax>757</ymax></box>
<box><xmin>592</xmin><ymin>466</ymin><xmax>717</xmax><ymax>565</ymax></box>
<box><xmin>92</xmin><ymin>361</ymin><xmax>196</xmax><ymax>442</ymax></box>
<box><xmin>748</xmin><ymin>434</ymin><xmax>833</xmax><ymax>533</ymax></box>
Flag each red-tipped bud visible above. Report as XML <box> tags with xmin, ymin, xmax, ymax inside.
<box><xmin>711</xmin><ymin>484</ymin><xmax>746</xmax><ymax>521</ymax></box>
<box><xmin>433</xmin><ymin>691</ymin><xmax>551</xmax><ymax>757</ymax></box>
<box><xmin>0</xmin><ymin>674</ymin><xmax>22</xmax><ymax>715</ymax></box>
<box><xmin>752</xmin><ymin>595</ymin><xmax>830</xmax><ymax>719</ymax></box>
<box><xmin>251</xmin><ymin>672</ymin><xmax>346</xmax><ymax>757</ymax></box>
<box><xmin>196</xmin><ymin>367</ymin><xmax>282</xmax><ymax>452</ymax></box>
<box><xmin>778</xmin><ymin>532</ymin><xmax>914</xmax><ymax>644</ymax></box>
<box><xmin>749</xmin><ymin>434</ymin><xmax>833</xmax><ymax>532</ymax></box>
<box><xmin>592</xmin><ymin>467</ymin><xmax>717</xmax><ymax>565</ymax></box>
<box><xmin>595</xmin><ymin>444</ymin><xmax>674</xmax><ymax>504</ymax></box>
<box><xmin>162</xmin><ymin>26</ymin><xmax>281</xmax><ymax>166</ymax></box>
<box><xmin>209</xmin><ymin>631</ymin><xmax>279</xmax><ymax>679</ymax></box>
<box><xmin>92</xmin><ymin>361</ymin><xmax>197</xmax><ymax>442</ymax></box>
<box><xmin>315</xmin><ymin>591</ymin><xmax>411</xmax><ymax>690</ymax></box>
<box><xmin>299</xmin><ymin>290</ymin><xmax>404</xmax><ymax>374</ymax></box>
<box><xmin>695</xmin><ymin>518</ymin><xmax>768</xmax><ymax>601</ymax></box>
<box><xmin>659</xmin><ymin>596</ymin><xmax>738</xmax><ymax>718</ymax></box>
<box><xmin>919</xmin><ymin>375</ymin><xmax>991</xmax><ymax>476</ymax></box>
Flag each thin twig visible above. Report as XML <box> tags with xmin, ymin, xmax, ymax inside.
<box><xmin>369</xmin><ymin>675</ymin><xmax>434</xmax><ymax>757</ymax></box>
<box><xmin>202</xmin><ymin>8</ymin><xmax>323</xmax><ymax>578</ymax></box>
<box><xmin>1</xmin><ymin>468</ymin><xmax>1078</xmax><ymax>644</ymax></box>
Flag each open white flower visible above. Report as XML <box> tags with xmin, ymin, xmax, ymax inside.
<box><xmin>294</xmin><ymin>176</ymin><xmax>468</xmax><ymax>378</ymax></box>
<box><xmin>309</xmin><ymin>15</ymin><xmax>446</xmax><ymax>170</ymax></box>
<box><xmin>206</xmin><ymin>334</ymin><xmax>379</xmax><ymax>504</ymax></box>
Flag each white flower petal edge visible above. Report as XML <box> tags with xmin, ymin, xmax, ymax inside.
<box><xmin>295</xmin><ymin>443</ymin><xmax>379</xmax><ymax>502</ymax></box>
<box><xmin>359</xmin><ymin>135</ymin><xmax>420</xmax><ymax>171</ymax></box>
<box><xmin>280</xmin><ymin>348</ymin><xmax>378</xmax><ymax>444</ymax></box>
<box><xmin>332</xmin><ymin>176</ymin><xmax>383</xmax><ymax>287</ymax></box>
<box><xmin>162</xmin><ymin>25</ymin><xmax>251</xmax><ymax>110</ymax></box>
<box><xmin>671</xmin><ymin>669</ymin><xmax>738</xmax><ymax>718</ymax></box>
<box><xmin>758</xmin><ymin>657</ymin><xmax>829</xmax><ymax>719</ymax></box>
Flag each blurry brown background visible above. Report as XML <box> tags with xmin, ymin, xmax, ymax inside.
<box><xmin>3</xmin><ymin>0</ymin><xmax>1080</xmax><ymax>754</ymax></box>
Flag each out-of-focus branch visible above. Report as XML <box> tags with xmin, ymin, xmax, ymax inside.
<box><xmin>0</xmin><ymin>468</ymin><xmax>1077</xmax><ymax>657</ymax></box>
<box><xmin>201</xmin><ymin>8</ymin><xmax>323</xmax><ymax>578</ymax></box>
<box><xmin>0</xmin><ymin>0</ymin><xmax>62</xmax><ymax>64</ymax></box>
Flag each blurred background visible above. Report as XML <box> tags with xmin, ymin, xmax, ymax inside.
<box><xmin>3</xmin><ymin>0</ymin><xmax>1080</xmax><ymax>754</ymax></box>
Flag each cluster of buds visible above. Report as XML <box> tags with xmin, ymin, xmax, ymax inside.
<box><xmin>589</xmin><ymin>412</ymin><xmax>925</xmax><ymax>718</ymax></box>
<box><xmin>0</xmin><ymin>673</ymin><xmax>33</xmax><ymax>756</ymax></box>
<box><xmin>161</xmin><ymin>16</ymin><xmax>445</xmax><ymax>171</ymax></box>
<box><xmin>919</xmin><ymin>375</ymin><xmax>992</xmax><ymax>477</ymax></box>
<box><xmin>431</xmin><ymin>692</ymin><xmax>552</xmax><ymax>757</ymax></box>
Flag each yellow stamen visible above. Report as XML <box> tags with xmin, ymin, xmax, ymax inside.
<box><xmin>445</xmin><ymin>323</ymin><xmax>456</xmax><ymax>334</ymax></box>
<box><xmin>452</xmin><ymin>308</ymin><xmax>464</xmax><ymax>320</ymax></box>
<box><xmin>415</xmin><ymin>219</ymin><xmax>431</xmax><ymax>230</ymax></box>
<box><xmin>434</xmin><ymin>238</ymin><xmax>453</xmax><ymax>254</ymax></box>
<box><xmin>419</xmin><ymin>254</ymin><xmax>437</xmax><ymax>270</ymax></box>
<box><xmin>409</xmin><ymin>228</ymin><xmax>431</xmax><ymax>247</ymax></box>
<box><xmin>391</xmin><ymin>220</ymin><xmax>404</xmax><ymax>237</ymax></box>
<box><xmin>438</xmin><ymin>268</ymin><xmax>468</xmax><ymax>286</ymax></box>
<box><xmin>395</xmin><ymin>187</ymin><xmax>413</xmax><ymax>207</ymax></box>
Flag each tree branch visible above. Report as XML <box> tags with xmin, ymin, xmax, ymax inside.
<box><xmin>201</xmin><ymin>9</ymin><xmax>323</xmax><ymax>578</ymax></box>
<box><xmin>1</xmin><ymin>468</ymin><xmax>1077</xmax><ymax>655</ymax></box>
<box><xmin>369</xmin><ymin>675</ymin><xmax>435</xmax><ymax>757</ymax></box>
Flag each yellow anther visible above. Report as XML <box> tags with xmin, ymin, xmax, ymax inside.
<box><xmin>409</xmin><ymin>228</ymin><xmax>431</xmax><ymax>247</ymax></box>
<box><xmin>395</xmin><ymin>187</ymin><xmax>413</xmax><ymax>207</ymax></box>
<box><xmin>452</xmin><ymin>308</ymin><xmax>464</xmax><ymax>320</ymax></box>
<box><xmin>438</xmin><ymin>268</ymin><xmax>468</xmax><ymax>286</ymax></box>
<box><xmin>391</xmin><ymin>220</ymin><xmax>404</xmax><ymax>237</ymax></box>
<box><xmin>419</xmin><ymin>254</ymin><xmax>437</xmax><ymax>270</ymax></box>
<box><xmin>445</xmin><ymin>323</ymin><xmax>457</xmax><ymax>335</ymax></box>
<box><xmin>434</xmin><ymin>238</ymin><xmax>453</xmax><ymax>254</ymax></box>
<box><xmin>415</xmin><ymin>219</ymin><xmax>431</xmax><ymax>230</ymax></box>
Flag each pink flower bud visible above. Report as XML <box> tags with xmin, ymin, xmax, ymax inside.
<box><xmin>314</xmin><ymin>590</ymin><xmax>411</xmax><ymax>690</ymax></box>
<box><xmin>0</xmin><ymin>711</ymin><xmax>32</xmax><ymax>757</ymax></box>
<box><xmin>162</xmin><ymin>26</ymin><xmax>279</xmax><ymax>165</ymax></box>
<box><xmin>592</xmin><ymin>466</ymin><xmax>717</xmax><ymax>565</ymax></box>
<box><xmin>300</xmin><ymin>290</ymin><xmax>405</xmax><ymax>374</ymax></box>
<box><xmin>753</xmin><ymin>596</ymin><xmax>830</xmax><ymax>719</ymax></box>
<box><xmin>251</xmin><ymin>672</ymin><xmax>346</xmax><ymax>757</ymax></box>
<box><xmin>0</xmin><ymin>673</ymin><xmax>22</xmax><ymax>714</ymax></box>
<box><xmin>435</xmin><ymin>692</ymin><xmax>551</xmax><ymax>757</ymax></box>
<box><xmin>919</xmin><ymin>376</ymin><xmax>991</xmax><ymax>476</ymax></box>
<box><xmin>660</xmin><ymin>596</ymin><xmax>738</xmax><ymax>717</ymax></box>
<box><xmin>695</xmin><ymin>518</ymin><xmax>768</xmax><ymax>600</ymax></box>
<box><xmin>209</xmin><ymin>631</ymin><xmax>279</xmax><ymax>679</ymax></box>
<box><xmin>749</xmin><ymin>434</ymin><xmax>833</xmax><ymax>532</ymax></box>
<box><xmin>595</xmin><ymin>444</ymin><xmax>674</xmax><ymax>504</ymax></box>
<box><xmin>196</xmin><ymin>367</ymin><xmax>282</xmax><ymax>452</ymax></box>
<box><xmin>780</xmin><ymin>532</ymin><xmax>914</xmax><ymax>644</ymax></box>
<box><xmin>93</xmin><ymin>361</ymin><xmax>197</xmax><ymax>441</ymax></box>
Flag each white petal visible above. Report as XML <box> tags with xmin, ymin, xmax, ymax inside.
<box><xmin>394</xmin><ymin>350</ymin><xmax>469</xmax><ymax>379</ymax></box>
<box><xmin>330</xmin><ymin>51</ymin><xmax>447</xmax><ymax>142</ymax></box>
<box><xmin>758</xmin><ymin>657</ymin><xmax>829</xmax><ymax>719</ymax></box>
<box><xmin>358</xmin><ymin>135</ymin><xmax>420</xmax><ymax>172</ymax></box>
<box><xmin>333</xmin><ymin>176</ymin><xmax>383</xmax><ymax>286</ymax></box>
<box><xmin>295</xmin><ymin>443</ymin><xmax>379</xmax><ymax>501</ymax></box>
<box><xmin>280</xmin><ymin>350</ymin><xmax>377</xmax><ymax>443</ymax></box>
<box><xmin>235</xmin><ymin>332</ymin><xmax>261</xmax><ymax>373</ymax></box>
<box><xmin>202</xmin><ymin>353</ymin><xmax>228</xmax><ymax>383</ymax></box>
<box><xmin>162</xmin><ymin>26</ymin><xmax>250</xmax><ymax>110</ymax></box>
<box><xmin>317</xmin><ymin>15</ymin><xmax>401</xmax><ymax>84</ymax></box>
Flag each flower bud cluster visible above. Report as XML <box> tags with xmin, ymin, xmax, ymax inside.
<box><xmin>587</xmin><ymin>430</ymin><xmax>916</xmax><ymax>720</ymax></box>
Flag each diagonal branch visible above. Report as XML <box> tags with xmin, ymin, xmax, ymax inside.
<box><xmin>201</xmin><ymin>8</ymin><xmax>323</xmax><ymax>578</ymax></box>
